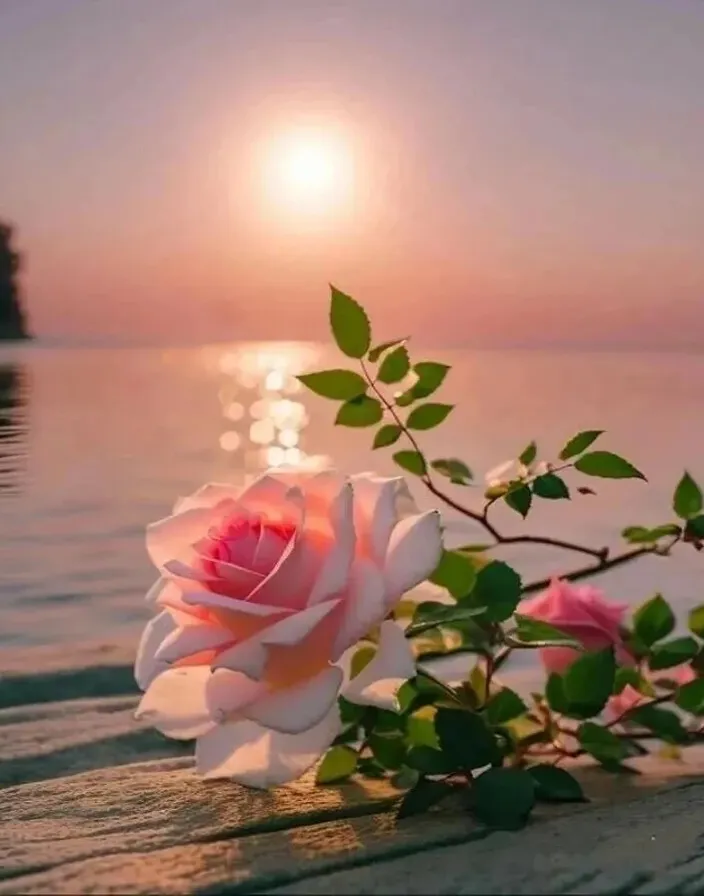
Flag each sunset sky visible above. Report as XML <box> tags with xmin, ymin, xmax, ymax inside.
<box><xmin>0</xmin><ymin>0</ymin><xmax>702</xmax><ymax>347</ymax></box>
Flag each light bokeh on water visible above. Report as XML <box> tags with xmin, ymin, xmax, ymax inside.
<box><xmin>0</xmin><ymin>342</ymin><xmax>702</xmax><ymax>652</ymax></box>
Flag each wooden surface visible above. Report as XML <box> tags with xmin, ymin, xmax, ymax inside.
<box><xmin>1</xmin><ymin>652</ymin><xmax>703</xmax><ymax>895</ymax></box>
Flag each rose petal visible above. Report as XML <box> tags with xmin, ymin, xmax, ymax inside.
<box><xmin>307</xmin><ymin>482</ymin><xmax>356</xmax><ymax>606</ymax></box>
<box><xmin>331</xmin><ymin>559</ymin><xmax>387</xmax><ymax>658</ymax></box>
<box><xmin>246</xmin><ymin>666</ymin><xmax>343</xmax><ymax>734</ymax></box>
<box><xmin>154</xmin><ymin>622</ymin><xmax>235</xmax><ymax>664</ymax></box>
<box><xmin>174</xmin><ymin>483</ymin><xmax>241</xmax><ymax>514</ymax></box>
<box><xmin>146</xmin><ymin>505</ymin><xmax>227</xmax><ymax>570</ymax></box>
<box><xmin>351</xmin><ymin>473</ymin><xmax>418</xmax><ymax>563</ymax></box>
<box><xmin>195</xmin><ymin>704</ymin><xmax>341</xmax><ymax>787</ymax></box>
<box><xmin>212</xmin><ymin>638</ymin><xmax>270</xmax><ymax>680</ymax></box>
<box><xmin>237</xmin><ymin>474</ymin><xmax>291</xmax><ymax>514</ymax></box>
<box><xmin>134</xmin><ymin>610</ymin><xmax>178</xmax><ymax>690</ymax></box>
<box><xmin>165</xmin><ymin>556</ymin><xmax>265</xmax><ymax>596</ymax></box>
<box><xmin>135</xmin><ymin>666</ymin><xmax>215</xmax><ymax>740</ymax></box>
<box><xmin>384</xmin><ymin>510</ymin><xmax>442</xmax><ymax>603</ymax></box>
<box><xmin>205</xmin><ymin>668</ymin><xmax>265</xmax><ymax>721</ymax></box>
<box><xmin>180</xmin><ymin>588</ymin><xmax>292</xmax><ymax>618</ymax></box>
<box><xmin>261</xmin><ymin>598</ymin><xmax>342</xmax><ymax>647</ymax></box>
<box><xmin>342</xmin><ymin>620</ymin><xmax>416</xmax><ymax>711</ymax></box>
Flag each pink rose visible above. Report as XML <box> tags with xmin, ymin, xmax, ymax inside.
<box><xmin>604</xmin><ymin>664</ymin><xmax>697</xmax><ymax>722</ymax></box>
<box><xmin>135</xmin><ymin>470</ymin><xmax>442</xmax><ymax>788</ymax></box>
<box><xmin>518</xmin><ymin>578</ymin><xmax>631</xmax><ymax>674</ymax></box>
<box><xmin>605</xmin><ymin>663</ymin><xmax>696</xmax><ymax>722</ymax></box>
<box><xmin>604</xmin><ymin>684</ymin><xmax>648</xmax><ymax>722</ymax></box>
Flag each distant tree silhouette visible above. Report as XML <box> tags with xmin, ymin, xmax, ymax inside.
<box><xmin>0</xmin><ymin>221</ymin><xmax>30</xmax><ymax>340</ymax></box>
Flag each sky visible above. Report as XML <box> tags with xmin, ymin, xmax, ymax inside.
<box><xmin>0</xmin><ymin>0</ymin><xmax>703</xmax><ymax>348</ymax></box>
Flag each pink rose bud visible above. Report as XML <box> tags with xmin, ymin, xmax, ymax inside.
<box><xmin>518</xmin><ymin>578</ymin><xmax>632</xmax><ymax>674</ymax></box>
<box><xmin>604</xmin><ymin>684</ymin><xmax>648</xmax><ymax>723</ymax></box>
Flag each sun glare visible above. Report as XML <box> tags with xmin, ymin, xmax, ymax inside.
<box><xmin>261</xmin><ymin>125</ymin><xmax>355</xmax><ymax>220</ymax></box>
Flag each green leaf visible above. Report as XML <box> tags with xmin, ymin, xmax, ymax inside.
<box><xmin>411</xmin><ymin>362</ymin><xmax>450</xmax><ymax>399</ymax></box>
<box><xmin>528</xmin><ymin>765</ymin><xmax>587</xmax><ymax>803</ymax></box>
<box><xmin>430</xmin><ymin>458</ymin><xmax>473</xmax><ymax>485</ymax></box>
<box><xmin>296</xmin><ymin>369</ymin><xmax>367</xmax><ymax>401</ymax></box>
<box><xmin>471</xmin><ymin>561</ymin><xmax>522</xmax><ymax>622</ymax></box>
<box><xmin>428</xmin><ymin>549</ymin><xmax>478</xmax><ymax>599</ymax></box>
<box><xmin>688</xmin><ymin>604</ymin><xmax>704</xmax><ymax>638</ymax></box>
<box><xmin>686</xmin><ymin>516</ymin><xmax>704</xmax><ymax>539</ymax></box>
<box><xmin>471</xmin><ymin>767</ymin><xmax>536</xmax><ymax>831</ymax></box>
<box><xmin>673</xmin><ymin>472</ymin><xmax>703</xmax><ymax>520</ymax></box>
<box><xmin>335</xmin><ymin>395</ymin><xmax>383</xmax><ymax>427</ymax></box>
<box><xmin>622</xmin><ymin>524</ymin><xmax>681</xmax><ymax>544</ymax></box>
<box><xmin>533</xmin><ymin>473</ymin><xmax>570</xmax><ymax>500</ymax></box>
<box><xmin>484</xmin><ymin>688</ymin><xmax>527</xmax><ymax>725</ymax></box>
<box><xmin>357</xmin><ymin>757</ymin><xmax>387</xmax><ymax>779</ymax></box>
<box><xmin>378</xmin><ymin>345</ymin><xmax>410</xmax><ymax>384</ymax></box>
<box><xmin>504</xmin><ymin>484</ymin><xmax>532</xmax><ymax>518</ymax></box>
<box><xmin>633</xmin><ymin>594</ymin><xmax>675</xmax><ymax>647</ymax></box>
<box><xmin>390</xmin><ymin>766</ymin><xmax>419</xmax><ymax>790</ymax></box>
<box><xmin>329</xmin><ymin>286</ymin><xmax>371</xmax><ymax>358</ymax></box>
<box><xmin>545</xmin><ymin>674</ymin><xmax>569</xmax><ymax>714</ymax></box>
<box><xmin>648</xmin><ymin>637</ymin><xmax>699</xmax><ymax>670</ymax></box>
<box><xmin>350</xmin><ymin>645</ymin><xmax>376</xmax><ymax>678</ymax></box>
<box><xmin>558</xmin><ymin>430</ymin><xmax>604</xmax><ymax>460</ymax></box>
<box><xmin>316</xmin><ymin>745</ymin><xmax>358</xmax><ymax>784</ymax></box>
<box><xmin>406</xmin><ymin>403</ymin><xmax>454</xmax><ymax>431</ymax></box>
<box><xmin>613</xmin><ymin>666</ymin><xmax>652</xmax><ymax>695</ymax></box>
<box><xmin>393</xmin><ymin>450</ymin><xmax>427</xmax><ymax>477</ymax></box>
<box><xmin>574</xmin><ymin>451</ymin><xmax>646</xmax><ymax>481</ymax></box>
<box><xmin>563</xmin><ymin>648</ymin><xmax>616</xmax><ymax>717</ymax></box>
<box><xmin>578</xmin><ymin>722</ymin><xmax>628</xmax><ymax>763</ymax></box>
<box><xmin>406</xmin><ymin>746</ymin><xmax>458</xmax><ymax>775</ymax></box>
<box><xmin>338</xmin><ymin>696</ymin><xmax>365</xmax><ymax>726</ymax></box>
<box><xmin>372</xmin><ymin>424</ymin><xmax>402</xmax><ymax>449</ymax></box>
<box><xmin>396</xmin><ymin>778</ymin><xmax>454</xmax><ymax>819</ymax></box>
<box><xmin>630</xmin><ymin>705</ymin><xmax>688</xmax><ymax>743</ymax></box>
<box><xmin>332</xmin><ymin>725</ymin><xmax>361</xmax><ymax>746</ymax></box>
<box><xmin>369</xmin><ymin>734</ymin><xmax>407</xmax><ymax>770</ymax></box>
<box><xmin>511</xmin><ymin>615</ymin><xmax>581</xmax><ymax>649</ymax></box>
<box><xmin>675</xmin><ymin>678</ymin><xmax>704</xmax><ymax>715</ymax></box>
<box><xmin>435</xmin><ymin>708</ymin><xmax>501</xmax><ymax>769</ymax></box>
<box><xmin>368</xmin><ymin>338</ymin><xmax>406</xmax><ymax>363</ymax></box>
<box><xmin>518</xmin><ymin>441</ymin><xmax>537</xmax><ymax>467</ymax></box>
<box><xmin>406</xmin><ymin>603</ymin><xmax>486</xmax><ymax>638</ymax></box>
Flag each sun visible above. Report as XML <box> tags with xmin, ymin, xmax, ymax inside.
<box><xmin>261</xmin><ymin>126</ymin><xmax>355</xmax><ymax>220</ymax></box>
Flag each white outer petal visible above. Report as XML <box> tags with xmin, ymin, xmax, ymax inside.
<box><xmin>205</xmin><ymin>668</ymin><xmax>265</xmax><ymax>721</ymax></box>
<box><xmin>195</xmin><ymin>703</ymin><xmax>341</xmax><ymax>788</ymax></box>
<box><xmin>246</xmin><ymin>667</ymin><xmax>343</xmax><ymax>734</ymax></box>
<box><xmin>342</xmin><ymin>620</ymin><xmax>416</xmax><ymax>711</ymax></box>
<box><xmin>384</xmin><ymin>510</ymin><xmax>443</xmax><ymax>604</ymax></box>
<box><xmin>135</xmin><ymin>666</ymin><xmax>215</xmax><ymax>740</ymax></box>
<box><xmin>154</xmin><ymin>623</ymin><xmax>234</xmax><ymax>664</ymax></box>
<box><xmin>307</xmin><ymin>482</ymin><xmax>355</xmax><ymax>606</ymax></box>
<box><xmin>134</xmin><ymin>610</ymin><xmax>178</xmax><ymax>691</ymax></box>
<box><xmin>331</xmin><ymin>559</ymin><xmax>387</xmax><ymax>659</ymax></box>
<box><xmin>212</xmin><ymin>638</ymin><xmax>269</xmax><ymax>680</ymax></box>
<box><xmin>351</xmin><ymin>473</ymin><xmax>419</xmax><ymax>563</ymax></box>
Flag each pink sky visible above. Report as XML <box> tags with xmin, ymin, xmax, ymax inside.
<box><xmin>0</xmin><ymin>0</ymin><xmax>703</xmax><ymax>347</ymax></box>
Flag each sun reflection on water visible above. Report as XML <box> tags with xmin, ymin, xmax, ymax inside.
<box><xmin>215</xmin><ymin>343</ymin><xmax>330</xmax><ymax>475</ymax></box>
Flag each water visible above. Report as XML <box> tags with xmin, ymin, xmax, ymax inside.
<box><xmin>1</xmin><ymin>341</ymin><xmax>703</xmax><ymax>656</ymax></box>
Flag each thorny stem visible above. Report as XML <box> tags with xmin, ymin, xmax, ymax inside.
<box><xmin>521</xmin><ymin>547</ymin><xmax>654</xmax><ymax>594</ymax></box>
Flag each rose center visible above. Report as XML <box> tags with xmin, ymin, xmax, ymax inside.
<box><xmin>202</xmin><ymin>514</ymin><xmax>296</xmax><ymax>578</ymax></box>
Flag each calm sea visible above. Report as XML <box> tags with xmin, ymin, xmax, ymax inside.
<box><xmin>1</xmin><ymin>342</ymin><xmax>703</xmax><ymax>653</ymax></box>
